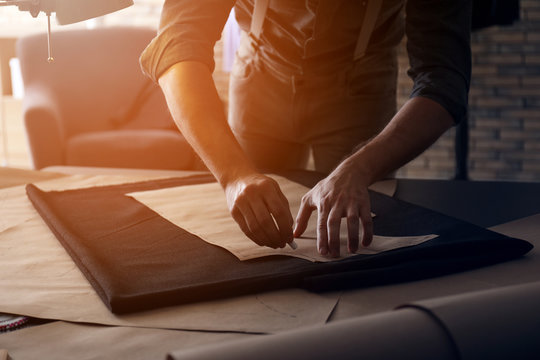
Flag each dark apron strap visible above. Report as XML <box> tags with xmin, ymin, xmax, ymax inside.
<box><xmin>248</xmin><ymin>0</ymin><xmax>382</xmax><ymax>59</ymax></box>
<box><xmin>248</xmin><ymin>0</ymin><xmax>270</xmax><ymax>46</ymax></box>
<box><xmin>354</xmin><ymin>0</ymin><xmax>383</xmax><ymax>60</ymax></box>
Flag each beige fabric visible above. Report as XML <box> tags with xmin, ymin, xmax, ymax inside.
<box><xmin>129</xmin><ymin>176</ymin><xmax>435</xmax><ymax>262</ymax></box>
<box><xmin>0</xmin><ymin>175</ymin><xmax>337</xmax><ymax>333</ymax></box>
<box><xmin>0</xmin><ymin>349</ymin><xmax>9</xmax><ymax>360</ymax></box>
<box><xmin>0</xmin><ymin>321</ymin><xmax>249</xmax><ymax>360</ymax></box>
<box><xmin>0</xmin><ymin>172</ymin><xmax>160</xmax><ymax>235</ymax></box>
<box><xmin>42</xmin><ymin>165</ymin><xmax>206</xmax><ymax>178</ymax></box>
<box><xmin>0</xmin><ymin>167</ymin><xmax>64</xmax><ymax>190</ymax></box>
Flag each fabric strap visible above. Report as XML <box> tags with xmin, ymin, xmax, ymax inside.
<box><xmin>249</xmin><ymin>0</ymin><xmax>270</xmax><ymax>43</ymax></box>
<box><xmin>249</xmin><ymin>0</ymin><xmax>383</xmax><ymax>60</ymax></box>
<box><xmin>354</xmin><ymin>0</ymin><xmax>384</xmax><ymax>60</ymax></box>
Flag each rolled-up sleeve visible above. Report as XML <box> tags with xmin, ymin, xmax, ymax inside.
<box><xmin>140</xmin><ymin>0</ymin><xmax>235</xmax><ymax>82</ymax></box>
<box><xmin>406</xmin><ymin>0</ymin><xmax>472</xmax><ymax>124</ymax></box>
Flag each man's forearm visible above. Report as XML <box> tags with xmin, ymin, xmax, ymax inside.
<box><xmin>295</xmin><ymin>96</ymin><xmax>455</xmax><ymax>255</ymax></box>
<box><xmin>158</xmin><ymin>61</ymin><xmax>294</xmax><ymax>248</ymax></box>
<box><xmin>158</xmin><ymin>61</ymin><xmax>257</xmax><ymax>187</ymax></box>
<box><xmin>345</xmin><ymin>96</ymin><xmax>455</xmax><ymax>185</ymax></box>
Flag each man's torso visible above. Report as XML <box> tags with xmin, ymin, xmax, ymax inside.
<box><xmin>233</xmin><ymin>0</ymin><xmax>405</xmax><ymax>74</ymax></box>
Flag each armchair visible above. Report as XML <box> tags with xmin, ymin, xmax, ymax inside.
<box><xmin>17</xmin><ymin>26</ymin><xmax>196</xmax><ymax>170</ymax></box>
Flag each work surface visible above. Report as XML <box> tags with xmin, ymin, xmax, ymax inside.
<box><xmin>1</xmin><ymin>167</ymin><xmax>539</xmax><ymax>359</ymax></box>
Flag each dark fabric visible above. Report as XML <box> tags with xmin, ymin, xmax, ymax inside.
<box><xmin>140</xmin><ymin>0</ymin><xmax>471</xmax><ymax>124</ymax></box>
<box><xmin>405</xmin><ymin>0</ymin><xmax>471</xmax><ymax>124</ymax></box>
<box><xmin>26</xmin><ymin>173</ymin><xmax>533</xmax><ymax>314</ymax></box>
<box><xmin>472</xmin><ymin>0</ymin><xmax>520</xmax><ymax>31</ymax></box>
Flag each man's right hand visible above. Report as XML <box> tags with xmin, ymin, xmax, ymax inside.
<box><xmin>225</xmin><ymin>173</ymin><xmax>294</xmax><ymax>249</ymax></box>
<box><xmin>159</xmin><ymin>62</ymin><xmax>294</xmax><ymax>249</ymax></box>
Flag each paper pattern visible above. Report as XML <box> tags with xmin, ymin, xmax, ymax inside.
<box><xmin>129</xmin><ymin>176</ymin><xmax>437</xmax><ymax>262</ymax></box>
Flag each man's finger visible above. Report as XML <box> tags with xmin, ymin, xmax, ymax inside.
<box><xmin>359</xmin><ymin>198</ymin><xmax>373</xmax><ymax>247</ymax></box>
<box><xmin>317</xmin><ymin>206</ymin><xmax>329</xmax><ymax>256</ymax></box>
<box><xmin>327</xmin><ymin>207</ymin><xmax>342</xmax><ymax>258</ymax></box>
<box><xmin>249</xmin><ymin>198</ymin><xmax>284</xmax><ymax>248</ymax></box>
<box><xmin>271</xmin><ymin>181</ymin><xmax>293</xmax><ymax>219</ymax></box>
<box><xmin>237</xmin><ymin>200</ymin><xmax>277</xmax><ymax>248</ymax></box>
<box><xmin>231</xmin><ymin>207</ymin><xmax>264</xmax><ymax>246</ymax></box>
<box><xmin>265</xmin><ymin>192</ymin><xmax>294</xmax><ymax>246</ymax></box>
<box><xmin>346</xmin><ymin>205</ymin><xmax>360</xmax><ymax>253</ymax></box>
<box><xmin>293</xmin><ymin>195</ymin><xmax>314</xmax><ymax>238</ymax></box>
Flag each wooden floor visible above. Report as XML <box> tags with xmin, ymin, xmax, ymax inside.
<box><xmin>0</xmin><ymin>96</ymin><xmax>31</xmax><ymax>169</ymax></box>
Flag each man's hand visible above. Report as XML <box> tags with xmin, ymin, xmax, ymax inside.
<box><xmin>226</xmin><ymin>174</ymin><xmax>294</xmax><ymax>249</ymax></box>
<box><xmin>159</xmin><ymin>59</ymin><xmax>454</xmax><ymax>256</ymax></box>
<box><xmin>159</xmin><ymin>62</ymin><xmax>294</xmax><ymax>249</ymax></box>
<box><xmin>294</xmin><ymin>160</ymin><xmax>373</xmax><ymax>258</ymax></box>
<box><xmin>293</xmin><ymin>97</ymin><xmax>455</xmax><ymax>258</ymax></box>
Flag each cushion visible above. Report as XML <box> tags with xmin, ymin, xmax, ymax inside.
<box><xmin>66</xmin><ymin>129</ymin><xmax>195</xmax><ymax>170</ymax></box>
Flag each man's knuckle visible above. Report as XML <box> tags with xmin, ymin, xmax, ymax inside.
<box><xmin>261</xmin><ymin>218</ymin><xmax>275</xmax><ymax>230</ymax></box>
<box><xmin>327</xmin><ymin>217</ymin><xmax>341</xmax><ymax>227</ymax></box>
<box><xmin>300</xmin><ymin>193</ymin><xmax>313</xmax><ymax>207</ymax></box>
<box><xmin>243</xmin><ymin>184</ymin><xmax>256</xmax><ymax>196</ymax></box>
<box><xmin>320</xmin><ymin>196</ymin><xmax>332</xmax><ymax>210</ymax></box>
<box><xmin>263</xmin><ymin>177</ymin><xmax>278</xmax><ymax>189</ymax></box>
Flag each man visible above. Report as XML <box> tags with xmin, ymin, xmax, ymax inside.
<box><xmin>140</xmin><ymin>0</ymin><xmax>471</xmax><ymax>258</ymax></box>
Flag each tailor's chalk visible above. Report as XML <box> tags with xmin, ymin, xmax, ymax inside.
<box><xmin>288</xmin><ymin>239</ymin><xmax>298</xmax><ymax>250</ymax></box>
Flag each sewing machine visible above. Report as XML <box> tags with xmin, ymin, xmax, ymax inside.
<box><xmin>0</xmin><ymin>0</ymin><xmax>133</xmax><ymax>61</ymax></box>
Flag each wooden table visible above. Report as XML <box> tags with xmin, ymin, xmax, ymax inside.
<box><xmin>0</xmin><ymin>166</ymin><xmax>539</xmax><ymax>359</ymax></box>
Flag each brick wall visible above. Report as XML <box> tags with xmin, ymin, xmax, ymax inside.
<box><xmin>468</xmin><ymin>0</ymin><xmax>540</xmax><ymax>181</ymax></box>
<box><xmin>398</xmin><ymin>0</ymin><xmax>540</xmax><ymax>181</ymax></box>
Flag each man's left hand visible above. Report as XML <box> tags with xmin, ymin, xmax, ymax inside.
<box><xmin>293</xmin><ymin>160</ymin><xmax>373</xmax><ymax>257</ymax></box>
